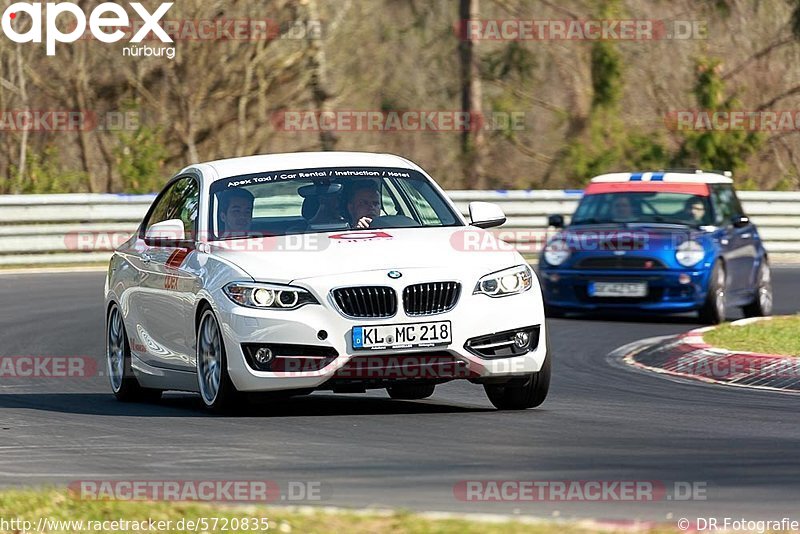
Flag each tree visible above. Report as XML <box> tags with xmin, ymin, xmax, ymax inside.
<box><xmin>458</xmin><ymin>0</ymin><xmax>486</xmax><ymax>189</ymax></box>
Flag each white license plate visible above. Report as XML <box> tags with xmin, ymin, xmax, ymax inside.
<box><xmin>352</xmin><ymin>321</ymin><xmax>452</xmax><ymax>350</ymax></box>
<box><xmin>588</xmin><ymin>281</ymin><xmax>648</xmax><ymax>298</ymax></box>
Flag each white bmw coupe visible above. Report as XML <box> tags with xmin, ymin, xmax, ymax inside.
<box><xmin>105</xmin><ymin>152</ymin><xmax>550</xmax><ymax>411</ymax></box>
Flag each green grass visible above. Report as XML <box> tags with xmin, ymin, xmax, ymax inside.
<box><xmin>704</xmin><ymin>316</ymin><xmax>800</xmax><ymax>357</ymax></box>
<box><xmin>0</xmin><ymin>488</ymin><xmax>674</xmax><ymax>534</ymax></box>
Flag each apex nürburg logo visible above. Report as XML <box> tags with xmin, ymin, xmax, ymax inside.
<box><xmin>1</xmin><ymin>2</ymin><xmax>174</xmax><ymax>56</ymax></box>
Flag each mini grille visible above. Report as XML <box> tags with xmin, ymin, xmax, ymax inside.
<box><xmin>576</xmin><ymin>257</ymin><xmax>665</xmax><ymax>269</ymax></box>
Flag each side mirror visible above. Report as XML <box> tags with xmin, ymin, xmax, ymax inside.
<box><xmin>732</xmin><ymin>215</ymin><xmax>750</xmax><ymax>228</ymax></box>
<box><xmin>145</xmin><ymin>219</ymin><xmax>186</xmax><ymax>246</ymax></box>
<box><xmin>468</xmin><ymin>202</ymin><xmax>506</xmax><ymax>229</ymax></box>
<box><xmin>547</xmin><ymin>214</ymin><xmax>565</xmax><ymax>228</ymax></box>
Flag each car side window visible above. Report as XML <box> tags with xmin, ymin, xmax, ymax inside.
<box><xmin>710</xmin><ymin>184</ymin><xmax>745</xmax><ymax>225</ymax></box>
<box><xmin>728</xmin><ymin>186</ymin><xmax>745</xmax><ymax>217</ymax></box>
<box><xmin>395</xmin><ymin>178</ymin><xmax>455</xmax><ymax>225</ymax></box>
<box><xmin>145</xmin><ymin>177</ymin><xmax>199</xmax><ymax>239</ymax></box>
<box><xmin>175</xmin><ymin>178</ymin><xmax>200</xmax><ymax>239</ymax></box>
<box><xmin>381</xmin><ymin>187</ymin><xmax>398</xmax><ymax>216</ymax></box>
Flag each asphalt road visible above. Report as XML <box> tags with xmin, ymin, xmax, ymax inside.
<box><xmin>1</xmin><ymin>268</ymin><xmax>799</xmax><ymax>521</ymax></box>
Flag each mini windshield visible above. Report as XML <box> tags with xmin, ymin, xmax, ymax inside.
<box><xmin>208</xmin><ymin>167</ymin><xmax>462</xmax><ymax>240</ymax></box>
<box><xmin>571</xmin><ymin>192</ymin><xmax>713</xmax><ymax>226</ymax></box>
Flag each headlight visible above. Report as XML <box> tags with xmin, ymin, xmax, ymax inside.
<box><xmin>223</xmin><ymin>282</ymin><xmax>319</xmax><ymax>310</ymax></box>
<box><xmin>543</xmin><ymin>239</ymin><xmax>570</xmax><ymax>266</ymax></box>
<box><xmin>474</xmin><ymin>265</ymin><xmax>533</xmax><ymax>298</ymax></box>
<box><xmin>676</xmin><ymin>240</ymin><xmax>705</xmax><ymax>267</ymax></box>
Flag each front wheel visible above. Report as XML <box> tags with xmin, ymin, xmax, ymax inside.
<box><xmin>107</xmin><ymin>304</ymin><xmax>162</xmax><ymax>402</ymax></box>
<box><xmin>742</xmin><ymin>259</ymin><xmax>773</xmax><ymax>317</ymax></box>
<box><xmin>699</xmin><ymin>261</ymin><xmax>727</xmax><ymax>325</ymax></box>
<box><xmin>484</xmin><ymin>346</ymin><xmax>551</xmax><ymax>410</ymax></box>
<box><xmin>197</xmin><ymin>308</ymin><xmax>240</xmax><ymax>412</ymax></box>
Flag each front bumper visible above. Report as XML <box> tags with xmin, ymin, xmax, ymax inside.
<box><xmin>540</xmin><ymin>267</ymin><xmax>710</xmax><ymax>312</ymax></box>
<box><xmin>212</xmin><ymin>271</ymin><xmax>548</xmax><ymax>392</ymax></box>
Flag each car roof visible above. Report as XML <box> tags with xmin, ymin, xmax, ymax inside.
<box><xmin>195</xmin><ymin>151</ymin><xmax>422</xmax><ymax>181</ymax></box>
<box><xmin>591</xmin><ymin>171</ymin><xmax>733</xmax><ymax>184</ymax></box>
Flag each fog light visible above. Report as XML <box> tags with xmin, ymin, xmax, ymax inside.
<box><xmin>548</xmin><ymin>273</ymin><xmax>560</xmax><ymax>283</ymax></box>
<box><xmin>514</xmin><ymin>331</ymin><xmax>530</xmax><ymax>349</ymax></box>
<box><xmin>678</xmin><ymin>274</ymin><xmax>691</xmax><ymax>285</ymax></box>
<box><xmin>254</xmin><ymin>347</ymin><xmax>274</xmax><ymax>365</ymax></box>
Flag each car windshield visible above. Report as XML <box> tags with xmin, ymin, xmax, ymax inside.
<box><xmin>208</xmin><ymin>166</ymin><xmax>462</xmax><ymax>240</ymax></box>
<box><xmin>571</xmin><ymin>192</ymin><xmax>713</xmax><ymax>227</ymax></box>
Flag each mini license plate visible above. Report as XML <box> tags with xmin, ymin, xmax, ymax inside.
<box><xmin>588</xmin><ymin>281</ymin><xmax>648</xmax><ymax>298</ymax></box>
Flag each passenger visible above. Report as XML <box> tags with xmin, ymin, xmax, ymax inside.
<box><xmin>218</xmin><ymin>188</ymin><xmax>254</xmax><ymax>236</ymax></box>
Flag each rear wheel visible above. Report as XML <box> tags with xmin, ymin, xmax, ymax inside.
<box><xmin>699</xmin><ymin>261</ymin><xmax>727</xmax><ymax>325</ymax></box>
<box><xmin>484</xmin><ymin>343</ymin><xmax>551</xmax><ymax>410</ymax></box>
<box><xmin>106</xmin><ymin>304</ymin><xmax>162</xmax><ymax>402</ymax></box>
<box><xmin>197</xmin><ymin>308</ymin><xmax>241</xmax><ymax>412</ymax></box>
<box><xmin>387</xmin><ymin>383</ymin><xmax>435</xmax><ymax>400</ymax></box>
<box><xmin>742</xmin><ymin>260</ymin><xmax>773</xmax><ymax>317</ymax></box>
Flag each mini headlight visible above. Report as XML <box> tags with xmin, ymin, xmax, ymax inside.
<box><xmin>474</xmin><ymin>265</ymin><xmax>533</xmax><ymax>298</ymax></box>
<box><xmin>224</xmin><ymin>282</ymin><xmax>318</xmax><ymax>310</ymax></box>
<box><xmin>676</xmin><ymin>240</ymin><xmax>705</xmax><ymax>267</ymax></box>
<box><xmin>543</xmin><ymin>239</ymin><xmax>570</xmax><ymax>266</ymax></box>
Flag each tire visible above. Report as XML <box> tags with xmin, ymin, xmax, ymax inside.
<box><xmin>484</xmin><ymin>341</ymin><xmax>551</xmax><ymax>410</ymax></box>
<box><xmin>196</xmin><ymin>307</ymin><xmax>241</xmax><ymax>413</ymax></box>
<box><xmin>742</xmin><ymin>259</ymin><xmax>773</xmax><ymax>318</ymax></box>
<box><xmin>698</xmin><ymin>261</ymin><xmax>727</xmax><ymax>325</ymax></box>
<box><xmin>386</xmin><ymin>383</ymin><xmax>435</xmax><ymax>400</ymax></box>
<box><xmin>106</xmin><ymin>304</ymin><xmax>162</xmax><ymax>403</ymax></box>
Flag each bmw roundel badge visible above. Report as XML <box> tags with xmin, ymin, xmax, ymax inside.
<box><xmin>388</xmin><ymin>270</ymin><xmax>402</xmax><ymax>279</ymax></box>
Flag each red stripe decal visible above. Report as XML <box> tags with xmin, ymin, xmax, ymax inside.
<box><xmin>585</xmin><ymin>182</ymin><xmax>710</xmax><ymax>196</ymax></box>
<box><xmin>166</xmin><ymin>248</ymin><xmax>189</xmax><ymax>269</ymax></box>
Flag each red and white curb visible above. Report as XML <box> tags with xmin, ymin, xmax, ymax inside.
<box><xmin>614</xmin><ymin>318</ymin><xmax>800</xmax><ymax>394</ymax></box>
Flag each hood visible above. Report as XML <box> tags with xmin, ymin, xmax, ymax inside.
<box><xmin>209</xmin><ymin>226</ymin><xmax>520</xmax><ymax>283</ymax></box>
<box><xmin>558</xmin><ymin>223</ymin><xmax>705</xmax><ymax>255</ymax></box>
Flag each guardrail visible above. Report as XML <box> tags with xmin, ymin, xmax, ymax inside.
<box><xmin>0</xmin><ymin>191</ymin><xmax>799</xmax><ymax>266</ymax></box>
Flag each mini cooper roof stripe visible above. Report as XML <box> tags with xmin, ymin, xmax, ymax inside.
<box><xmin>590</xmin><ymin>171</ymin><xmax>733</xmax><ymax>184</ymax></box>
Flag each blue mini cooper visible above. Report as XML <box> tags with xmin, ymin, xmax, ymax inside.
<box><xmin>539</xmin><ymin>171</ymin><xmax>772</xmax><ymax>324</ymax></box>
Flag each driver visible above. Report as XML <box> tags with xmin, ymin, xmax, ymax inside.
<box><xmin>610</xmin><ymin>195</ymin><xmax>635</xmax><ymax>220</ymax></box>
<box><xmin>346</xmin><ymin>180</ymin><xmax>381</xmax><ymax>229</ymax></box>
<box><xmin>684</xmin><ymin>196</ymin><xmax>707</xmax><ymax>224</ymax></box>
<box><xmin>218</xmin><ymin>188</ymin><xmax>254</xmax><ymax>236</ymax></box>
